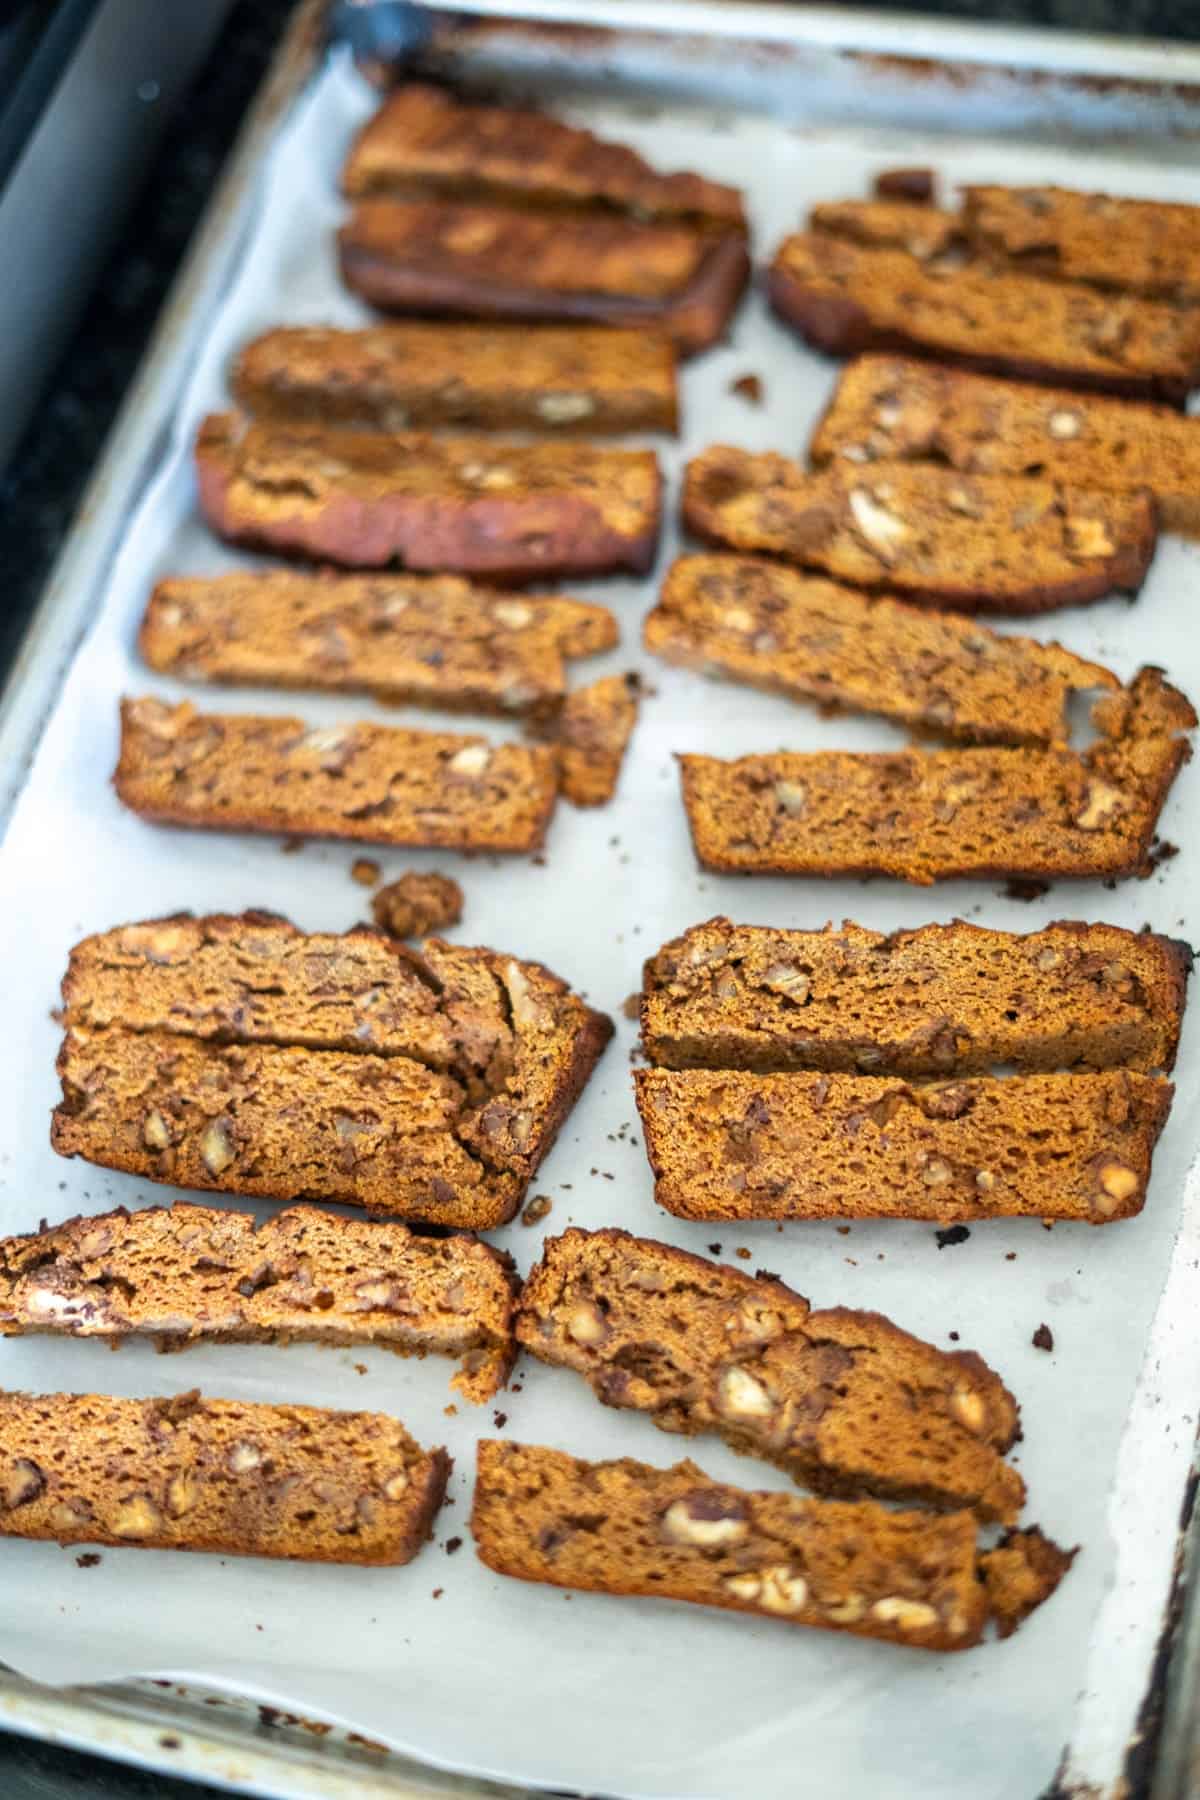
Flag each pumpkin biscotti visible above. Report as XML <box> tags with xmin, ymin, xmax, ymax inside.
<box><xmin>810</xmin><ymin>197</ymin><xmax>962</xmax><ymax>259</ymax></box>
<box><xmin>0</xmin><ymin>1389</ymin><xmax>448</xmax><ymax>1564</ymax></box>
<box><xmin>115</xmin><ymin>698</ymin><xmax>559</xmax><ymax>852</ymax></box>
<box><xmin>516</xmin><ymin>1228</ymin><xmax>1024</xmax><ymax>1524</ymax></box>
<box><xmin>962</xmin><ymin>185</ymin><xmax>1200</xmax><ymax>305</ymax></box>
<box><xmin>195</xmin><ymin>413</ymin><xmax>662</xmax><ymax>579</ymax></box>
<box><xmin>0</xmin><ymin>1205</ymin><xmax>516</xmax><ymax>1400</ymax></box>
<box><xmin>678</xmin><ymin>666</ymin><xmax>1195</xmax><ymax>884</ymax></box>
<box><xmin>681</xmin><ymin>448</ymin><xmax>1157</xmax><ymax>614</ymax></box>
<box><xmin>646</xmin><ymin>554</ymin><xmax>1117</xmax><ymax>744</ymax></box>
<box><xmin>548</xmin><ymin>673</ymin><xmax>641</xmax><ymax>807</ymax></box>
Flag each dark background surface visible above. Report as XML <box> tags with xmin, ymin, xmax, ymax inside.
<box><xmin>2</xmin><ymin>0</ymin><xmax>1198</xmax><ymax>1792</ymax></box>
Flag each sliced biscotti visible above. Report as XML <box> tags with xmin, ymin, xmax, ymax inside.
<box><xmin>473</xmin><ymin>1442</ymin><xmax>993</xmax><ymax>1651</ymax></box>
<box><xmin>963</xmin><ymin>184</ymin><xmax>1200</xmax><ymax>304</ymax></box>
<box><xmin>341</xmin><ymin>83</ymin><xmax>746</xmax><ymax>233</ymax></box>
<box><xmin>635</xmin><ymin>1068</ymin><xmax>1172</xmax><ymax>1224</ymax></box>
<box><xmin>115</xmin><ymin>698</ymin><xmax>559</xmax><ymax>853</ymax></box>
<box><xmin>547</xmin><ymin>673</ymin><xmax>640</xmax><ymax>806</ymax></box>
<box><xmin>232</xmin><ymin>323</ymin><xmax>680</xmax><ymax>436</ymax></box>
<box><xmin>0</xmin><ymin>1205</ymin><xmax>516</xmax><ymax>1400</ymax></box>
<box><xmin>195</xmin><ymin>413</ymin><xmax>662</xmax><ymax>579</ymax></box>
<box><xmin>338</xmin><ymin>202</ymin><xmax>749</xmax><ymax>359</ymax></box>
<box><xmin>767</xmin><ymin>232</ymin><xmax>1200</xmax><ymax>404</ymax></box>
<box><xmin>646</xmin><ymin>555</ymin><xmax>1117</xmax><ymax>744</ymax></box>
<box><xmin>0</xmin><ymin>1389</ymin><xmax>447</xmax><ymax>1563</ymax></box>
<box><xmin>641</xmin><ymin>915</ymin><xmax>1189</xmax><ymax>1077</ymax></box>
<box><xmin>811</xmin><ymin>355</ymin><xmax>1200</xmax><ymax>539</ymax></box>
<box><xmin>681</xmin><ymin>449</ymin><xmax>1156</xmax><ymax>614</ymax></box>
<box><xmin>810</xmin><ymin>198</ymin><xmax>962</xmax><ymax>260</ymax></box>
<box><xmin>516</xmin><ymin>1228</ymin><xmax>1024</xmax><ymax>1523</ymax></box>
<box><xmin>138</xmin><ymin>572</ymin><xmax>617</xmax><ymax>721</ymax></box>
<box><xmin>678</xmin><ymin>665</ymin><xmax>1195</xmax><ymax>884</ymax></box>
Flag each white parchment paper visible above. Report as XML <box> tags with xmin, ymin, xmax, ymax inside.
<box><xmin>0</xmin><ymin>52</ymin><xmax>1199</xmax><ymax>1800</ymax></box>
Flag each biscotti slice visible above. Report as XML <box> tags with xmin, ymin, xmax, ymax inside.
<box><xmin>516</xmin><ymin>1228</ymin><xmax>1024</xmax><ymax>1523</ymax></box>
<box><xmin>810</xmin><ymin>198</ymin><xmax>962</xmax><ymax>260</ymax></box>
<box><xmin>115</xmin><ymin>698</ymin><xmax>559</xmax><ymax>852</ymax></box>
<box><xmin>641</xmin><ymin>915</ymin><xmax>1189</xmax><ymax>1077</ymax></box>
<box><xmin>963</xmin><ymin>184</ymin><xmax>1200</xmax><ymax>304</ymax></box>
<box><xmin>473</xmin><ymin>1442</ymin><xmax>991</xmax><ymax>1651</ymax></box>
<box><xmin>682</xmin><ymin>449</ymin><xmax>1156</xmax><ymax>614</ymax></box>
<box><xmin>0</xmin><ymin>1389</ymin><xmax>447</xmax><ymax>1563</ymax></box>
<box><xmin>548</xmin><ymin>673</ymin><xmax>640</xmax><ymax>806</ymax></box>
<box><xmin>0</xmin><ymin>1204</ymin><xmax>516</xmax><ymax>1400</ymax></box>
<box><xmin>195</xmin><ymin>413</ymin><xmax>662</xmax><ymax>579</ymax></box>
<box><xmin>635</xmin><ymin>1068</ymin><xmax>1172</xmax><ymax>1224</ymax></box>
<box><xmin>811</xmin><ymin>355</ymin><xmax>1200</xmax><ymax>539</ymax></box>
<box><xmin>979</xmin><ymin>1526</ymin><xmax>1078</xmax><ymax>1638</ymax></box>
<box><xmin>232</xmin><ymin>323</ymin><xmax>679</xmax><ymax>435</ymax></box>
<box><xmin>767</xmin><ymin>232</ymin><xmax>1200</xmax><ymax>404</ymax></box>
<box><xmin>678</xmin><ymin>665</ymin><xmax>1194</xmax><ymax>884</ymax></box>
<box><xmin>139</xmin><ymin>572</ymin><xmax>617</xmax><ymax>721</ymax></box>
<box><xmin>338</xmin><ymin>202</ymin><xmax>749</xmax><ymax>359</ymax></box>
<box><xmin>646</xmin><ymin>555</ymin><xmax>1117</xmax><ymax>744</ymax></box>
<box><xmin>341</xmin><ymin>83</ymin><xmax>746</xmax><ymax>233</ymax></box>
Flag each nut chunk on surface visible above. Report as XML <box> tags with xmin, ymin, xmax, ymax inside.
<box><xmin>472</xmin><ymin>1441</ymin><xmax>993</xmax><ymax>1651</ymax></box>
<box><xmin>0</xmin><ymin>1389</ymin><xmax>448</xmax><ymax>1564</ymax></box>
<box><xmin>372</xmin><ymin>872</ymin><xmax>464</xmax><ymax>940</ymax></box>
<box><xmin>550</xmin><ymin>673</ymin><xmax>640</xmax><ymax>806</ymax></box>
<box><xmin>515</xmin><ymin>1228</ymin><xmax>1024</xmax><ymax>1523</ymax></box>
<box><xmin>0</xmin><ymin>1204</ymin><xmax>518</xmax><ymax>1401</ymax></box>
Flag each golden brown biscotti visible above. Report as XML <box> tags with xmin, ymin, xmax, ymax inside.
<box><xmin>682</xmin><ymin>448</ymin><xmax>1157</xmax><ymax>615</ymax></box>
<box><xmin>472</xmin><ymin>1441</ymin><xmax>994</xmax><ymax>1651</ymax></box>
<box><xmin>341</xmin><ymin>83</ymin><xmax>746</xmax><ymax>233</ymax></box>
<box><xmin>810</xmin><ymin>198</ymin><xmax>962</xmax><ymax>260</ymax></box>
<box><xmin>115</xmin><ymin>699</ymin><xmax>559</xmax><ymax>853</ymax></box>
<box><xmin>138</xmin><ymin>571</ymin><xmax>617</xmax><ymax>722</ymax></box>
<box><xmin>338</xmin><ymin>201</ymin><xmax>750</xmax><ymax>359</ymax></box>
<box><xmin>0</xmin><ymin>1204</ymin><xmax>517</xmax><ymax>1401</ymax></box>
<box><xmin>963</xmin><ymin>184</ymin><xmax>1200</xmax><ymax>304</ymax></box>
<box><xmin>372</xmin><ymin>872</ymin><xmax>463</xmax><ymax>940</ymax></box>
<box><xmin>232</xmin><ymin>323</ymin><xmax>680</xmax><ymax>435</ymax></box>
<box><xmin>646</xmin><ymin>554</ymin><xmax>1117</xmax><ymax>745</ymax></box>
<box><xmin>0</xmin><ymin>1389</ymin><xmax>447</xmax><ymax>1563</ymax></box>
<box><xmin>549</xmin><ymin>673</ymin><xmax>640</xmax><ymax>807</ymax></box>
<box><xmin>678</xmin><ymin>666</ymin><xmax>1195</xmax><ymax>884</ymax></box>
<box><xmin>767</xmin><ymin>232</ymin><xmax>1200</xmax><ymax>404</ymax></box>
<box><xmin>979</xmin><ymin>1526</ymin><xmax>1078</xmax><ymax>1639</ymax></box>
<box><xmin>515</xmin><ymin>1228</ymin><xmax>1024</xmax><ymax>1523</ymax></box>
<box><xmin>195</xmin><ymin>413</ymin><xmax>662</xmax><ymax>580</ymax></box>
<box><xmin>634</xmin><ymin>1068</ymin><xmax>1172</xmax><ymax>1224</ymax></box>
<box><xmin>641</xmin><ymin>915</ymin><xmax>1190</xmax><ymax>1077</ymax></box>
<box><xmin>810</xmin><ymin>355</ymin><xmax>1200</xmax><ymax>539</ymax></box>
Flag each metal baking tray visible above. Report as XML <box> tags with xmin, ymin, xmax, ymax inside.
<box><xmin>3</xmin><ymin>3</ymin><xmax>1200</xmax><ymax>1795</ymax></box>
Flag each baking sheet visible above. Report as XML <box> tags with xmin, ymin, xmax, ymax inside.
<box><xmin>0</xmin><ymin>47</ymin><xmax>1199</xmax><ymax>1800</ymax></box>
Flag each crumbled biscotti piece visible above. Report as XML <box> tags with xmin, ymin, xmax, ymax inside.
<box><xmin>963</xmin><ymin>184</ymin><xmax>1200</xmax><ymax>304</ymax></box>
<box><xmin>115</xmin><ymin>699</ymin><xmax>559</xmax><ymax>853</ymax></box>
<box><xmin>232</xmin><ymin>323</ymin><xmax>679</xmax><ymax>435</ymax></box>
<box><xmin>810</xmin><ymin>199</ymin><xmax>962</xmax><ymax>260</ymax></box>
<box><xmin>646</xmin><ymin>554</ymin><xmax>1117</xmax><ymax>745</ymax></box>
<box><xmin>372</xmin><ymin>872</ymin><xmax>463</xmax><ymax>940</ymax></box>
<box><xmin>473</xmin><ymin>1441</ymin><xmax>991</xmax><ymax>1651</ymax></box>
<box><xmin>979</xmin><ymin>1526</ymin><xmax>1079</xmax><ymax>1638</ymax></box>
<box><xmin>767</xmin><ymin>232</ymin><xmax>1200</xmax><ymax>404</ymax></box>
<box><xmin>195</xmin><ymin>413</ymin><xmax>662</xmax><ymax>580</ymax></box>
<box><xmin>634</xmin><ymin>1068</ymin><xmax>1172</xmax><ymax>1223</ymax></box>
<box><xmin>516</xmin><ymin>1228</ymin><xmax>1024</xmax><ymax>1523</ymax></box>
<box><xmin>139</xmin><ymin>572</ymin><xmax>617</xmax><ymax>721</ymax></box>
<box><xmin>641</xmin><ymin>915</ymin><xmax>1190</xmax><ymax>1077</ymax></box>
<box><xmin>0</xmin><ymin>1389</ymin><xmax>447</xmax><ymax>1563</ymax></box>
<box><xmin>810</xmin><ymin>355</ymin><xmax>1200</xmax><ymax>539</ymax></box>
<box><xmin>678</xmin><ymin>666</ymin><xmax>1195</xmax><ymax>884</ymax></box>
<box><xmin>338</xmin><ymin>202</ymin><xmax>750</xmax><ymax>360</ymax></box>
<box><xmin>550</xmin><ymin>673</ymin><xmax>640</xmax><ymax>806</ymax></box>
<box><xmin>874</xmin><ymin>168</ymin><xmax>937</xmax><ymax>203</ymax></box>
<box><xmin>0</xmin><ymin>1205</ymin><xmax>517</xmax><ymax>1401</ymax></box>
<box><xmin>682</xmin><ymin>448</ymin><xmax>1157</xmax><ymax>615</ymax></box>
<box><xmin>341</xmin><ymin>83</ymin><xmax>746</xmax><ymax>233</ymax></box>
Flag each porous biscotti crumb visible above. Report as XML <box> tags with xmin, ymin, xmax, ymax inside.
<box><xmin>372</xmin><ymin>872</ymin><xmax>463</xmax><ymax>939</ymax></box>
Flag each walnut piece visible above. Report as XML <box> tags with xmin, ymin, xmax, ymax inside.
<box><xmin>661</xmin><ymin>1498</ymin><xmax>749</xmax><ymax>1549</ymax></box>
<box><xmin>111</xmin><ymin>1495</ymin><xmax>162</xmax><ymax>1539</ymax></box>
<box><xmin>759</xmin><ymin>1566</ymin><xmax>809</xmax><ymax>1614</ymax></box>
<box><xmin>848</xmin><ymin>487</ymin><xmax>912</xmax><ymax>561</ymax></box>
<box><xmin>1074</xmin><ymin>781</ymin><xmax>1126</xmax><ymax>832</ymax></box>
<box><xmin>2</xmin><ymin>1458</ymin><xmax>45</xmax><ymax>1509</ymax></box>
<box><xmin>167</xmin><ymin>1472</ymin><xmax>199</xmax><ymax>1518</ymax></box>
<box><xmin>200</xmin><ymin>1118</ymin><xmax>234</xmax><ymax>1176</ymax></box>
<box><xmin>717</xmin><ymin>1366</ymin><xmax>774</xmax><ymax>1419</ymax></box>
<box><xmin>566</xmin><ymin>1301</ymin><xmax>607</xmax><ymax>1347</ymax></box>
<box><xmin>871</xmin><ymin>1595</ymin><xmax>938</xmax><ymax>1631</ymax></box>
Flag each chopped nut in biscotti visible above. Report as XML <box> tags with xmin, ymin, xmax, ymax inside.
<box><xmin>372</xmin><ymin>872</ymin><xmax>463</xmax><ymax>940</ymax></box>
<box><xmin>516</xmin><ymin>1228</ymin><xmax>1024</xmax><ymax>1522</ymax></box>
<box><xmin>962</xmin><ymin>184</ymin><xmax>1200</xmax><ymax>304</ymax></box>
<box><xmin>547</xmin><ymin>674</ymin><xmax>641</xmax><ymax>807</ymax></box>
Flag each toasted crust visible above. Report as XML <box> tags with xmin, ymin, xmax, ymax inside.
<box><xmin>646</xmin><ymin>554</ymin><xmax>1117</xmax><ymax>743</ymax></box>
<box><xmin>232</xmin><ymin>323</ymin><xmax>679</xmax><ymax>436</ymax></box>
<box><xmin>963</xmin><ymin>184</ymin><xmax>1200</xmax><ymax>303</ymax></box>
<box><xmin>0</xmin><ymin>1204</ymin><xmax>518</xmax><ymax>1401</ymax></box>
<box><xmin>767</xmin><ymin>232</ymin><xmax>1200</xmax><ymax>405</ymax></box>
<box><xmin>635</xmin><ymin>1067</ymin><xmax>1172</xmax><ymax>1223</ymax></box>
<box><xmin>0</xmin><ymin>1389</ymin><xmax>448</xmax><ymax>1563</ymax></box>
<box><xmin>681</xmin><ymin>448</ymin><xmax>1158</xmax><ymax>615</ymax></box>
<box><xmin>547</xmin><ymin>673</ymin><xmax>641</xmax><ymax>806</ymax></box>
<box><xmin>979</xmin><ymin>1526</ymin><xmax>1079</xmax><ymax>1638</ymax></box>
<box><xmin>195</xmin><ymin>413</ymin><xmax>662</xmax><ymax>580</ymax></box>
<box><xmin>515</xmin><ymin>1227</ymin><xmax>1023</xmax><ymax>1523</ymax></box>
<box><xmin>641</xmin><ymin>915</ymin><xmax>1191</xmax><ymax>1077</ymax></box>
